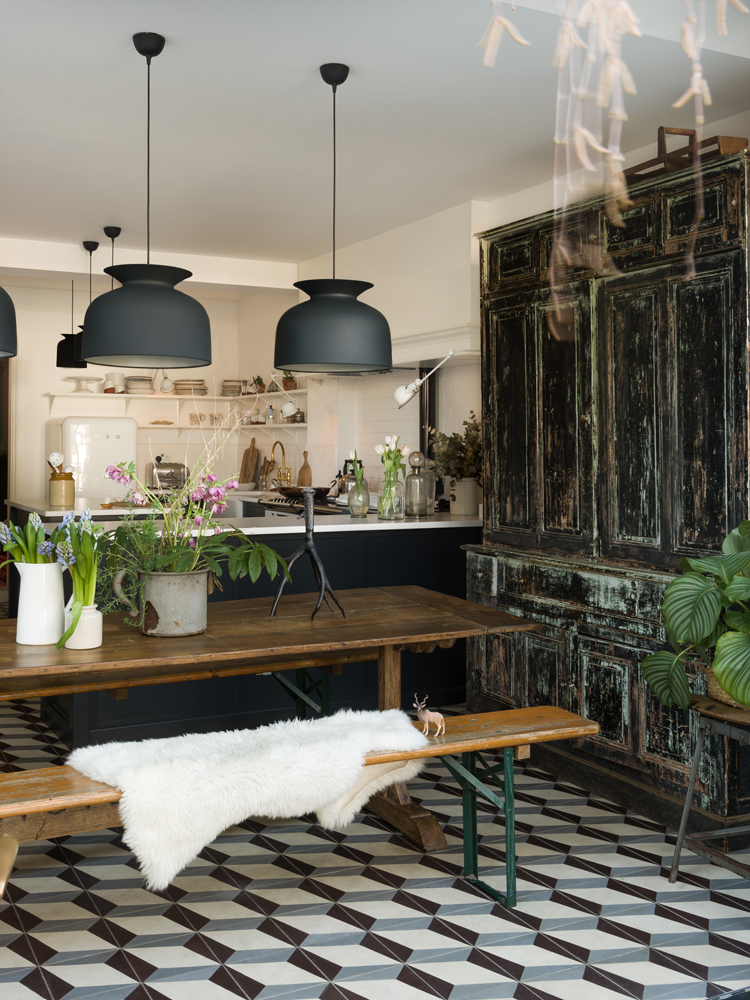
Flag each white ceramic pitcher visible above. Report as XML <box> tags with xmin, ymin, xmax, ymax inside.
<box><xmin>15</xmin><ymin>562</ymin><xmax>65</xmax><ymax>645</ymax></box>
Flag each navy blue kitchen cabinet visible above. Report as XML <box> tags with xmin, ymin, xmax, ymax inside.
<box><xmin>42</xmin><ymin>524</ymin><xmax>480</xmax><ymax>747</ymax></box>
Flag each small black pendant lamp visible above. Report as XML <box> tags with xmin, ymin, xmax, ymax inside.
<box><xmin>56</xmin><ymin>279</ymin><xmax>86</xmax><ymax>368</ymax></box>
<box><xmin>82</xmin><ymin>33</ymin><xmax>211</xmax><ymax>368</ymax></box>
<box><xmin>56</xmin><ymin>242</ymin><xmax>97</xmax><ymax>367</ymax></box>
<box><xmin>274</xmin><ymin>64</ymin><xmax>391</xmax><ymax>373</ymax></box>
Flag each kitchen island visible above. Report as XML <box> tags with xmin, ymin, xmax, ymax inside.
<box><xmin>5</xmin><ymin>497</ymin><xmax>482</xmax><ymax>747</ymax></box>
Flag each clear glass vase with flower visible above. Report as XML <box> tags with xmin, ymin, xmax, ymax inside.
<box><xmin>346</xmin><ymin>449</ymin><xmax>370</xmax><ymax>518</ymax></box>
<box><xmin>376</xmin><ymin>435</ymin><xmax>409</xmax><ymax>521</ymax></box>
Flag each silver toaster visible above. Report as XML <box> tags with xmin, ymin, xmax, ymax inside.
<box><xmin>145</xmin><ymin>456</ymin><xmax>189</xmax><ymax>491</ymax></box>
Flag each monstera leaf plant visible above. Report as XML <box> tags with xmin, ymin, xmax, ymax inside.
<box><xmin>642</xmin><ymin>520</ymin><xmax>750</xmax><ymax>710</ymax></box>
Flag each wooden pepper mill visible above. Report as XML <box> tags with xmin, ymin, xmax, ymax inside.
<box><xmin>297</xmin><ymin>451</ymin><xmax>312</xmax><ymax>486</ymax></box>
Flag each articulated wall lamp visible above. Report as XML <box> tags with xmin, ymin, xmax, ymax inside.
<box><xmin>394</xmin><ymin>350</ymin><xmax>455</xmax><ymax>408</ymax></box>
<box><xmin>82</xmin><ymin>33</ymin><xmax>211</xmax><ymax>367</ymax></box>
<box><xmin>274</xmin><ymin>63</ymin><xmax>392</xmax><ymax>373</ymax></box>
<box><xmin>269</xmin><ymin>373</ymin><xmax>301</xmax><ymax>418</ymax></box>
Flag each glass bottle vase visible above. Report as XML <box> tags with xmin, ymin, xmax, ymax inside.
<box><xmin>378</xmin><ymin>477</ymin><xmax>405</xmax><ymax>521</ymax></box>
<box><xmin>348</xmin><ymin>480</ymin><xmax>370</xmax><ymax>518</ymax></box>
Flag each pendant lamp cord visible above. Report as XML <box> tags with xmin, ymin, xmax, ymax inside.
<box><xmin>111</xmin><ymin>237</ymin><xmax>115</xmax><ymax>289</ymax></box>
<box><xmin>332</xmin><ymin>84</ymin><xmax>337</xmax><ymax>279</ymax></box>
<box><xmin>146</xmin><ymin>56</ymin><xmax>151</xmax><ymax>265</ymax></box>
<box><xmin>71</xmin><ymin>280</ymin><xmax>74</xmax><ymax>335</ymax></box>
<box><xmin>89</xmin><ymin>250</ymin><xmax>92</xmax><ymax>304</ymax></box>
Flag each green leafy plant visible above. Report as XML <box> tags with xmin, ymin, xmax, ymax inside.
<box><xmin>642</xmin><ymin>520</ymin><xmax>750</xmax><ymax>709</ymax></box>
<box><xmin>252</xmin><ymin>374</ymin><xmax>265</xmax><ymax>388</ymax></box>
<box><xmin>428</xmin><ymin>411</ymin><xmax>483</xmax><ymax>487</ymax></box>
<box><xmin>282</xmin><ymin>370</ymin><xmax>294</xmax><ymax>380</ymax></box>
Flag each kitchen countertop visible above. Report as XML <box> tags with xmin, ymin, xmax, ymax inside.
<box><xmin>5</xmin><ymin>497</ymin><xmax>481</xmax><ymax>532</ymax></box>
<box><xmin>5</xmin><ymin>492</ymin><xmax>274</xmax><ymax>519</ymax></box>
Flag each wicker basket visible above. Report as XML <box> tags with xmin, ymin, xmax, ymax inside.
<box><xmin>706</xmin><ymin>667</ymin><xmax>750</xmax><ymax>711</ymax></box>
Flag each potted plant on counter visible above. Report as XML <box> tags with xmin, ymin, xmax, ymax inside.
<box><xmin>102</xmin><ymin>424</ymin><xmax>288</xmax><ymax>637</ymax></box>
<box><xmin>252</xmin><ymin>374</ymin><xmax>266</xmax><ymax>394</ymax></box>
<box><xmin>282</xmin><ymin>370</ymin><xmax>297</xmax><ymax>391</ymax></box>
<box><xmin>429</xmin><ymin>411</ymin><xmax>483</xmax><ymax>515</ymax></box>
<box><xmin>642</xmin><ymin>520</ymin><xmax>750</xmax><ymax>710</ymax></box>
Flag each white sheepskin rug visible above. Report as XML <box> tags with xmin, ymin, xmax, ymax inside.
<box><xmin>69</xmin><ymin>708</ymin><xmax>429</xmax><ymax>891</ymax></box>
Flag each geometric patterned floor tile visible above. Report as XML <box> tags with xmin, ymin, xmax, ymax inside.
<box><xmin>2</xmin><ymin>698</ymin><xmax>750</xmax><ymax>1000</ymax></box>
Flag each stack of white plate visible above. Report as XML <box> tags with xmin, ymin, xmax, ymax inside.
<box><xmin>125</xmin><ymin>376</ymin><xmax>153</xmax><ymax>395</ymax></box>
<box><xmin>174</xmin><ymin>379</ymin><xmax>208</xmax><ymax>396</ymax></box>
<box><xmin>221</xmin><ymin>379</ymin><xmax>243</xmax><ymax>396</ymax></box>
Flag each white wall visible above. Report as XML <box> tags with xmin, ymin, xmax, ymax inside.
<box><xmin>436</xmin><ymin>362</ymin><xmax>482</xmax><ymax>437</ymax></box>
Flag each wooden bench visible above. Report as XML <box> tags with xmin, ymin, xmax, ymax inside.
<box><xmin>0</xmin><ymin>706</ymin><xmax>599</xmax><ymax>907</ymax></box>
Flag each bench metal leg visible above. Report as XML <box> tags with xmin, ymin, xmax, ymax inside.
<box><xmin>0</xmin><ymin>834</ymin><xmax>19</xmax><ymax>901</ymax></box>
<box><xmin>442</xmin><ymin>747</ymin><xmax>517</xmax><ymax>907</ymax></box>
<box><xmin>271</xmin><ymin>667</ymin><xmax>331</xmax><ymax>717</ymax></box>
<box><xmin>670</xmin><ymin>723</ymin><xmax>705</xmax><ymax>883</ymax></box>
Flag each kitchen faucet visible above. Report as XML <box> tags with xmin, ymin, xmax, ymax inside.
<box><xmin>271</xmin><ymin>440</ymin><xmax>291</xmax><ymax>485</ymax></box>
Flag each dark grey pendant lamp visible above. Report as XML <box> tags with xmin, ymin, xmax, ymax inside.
<box><xmin>274</xmin><ymin>64</ymin><xmax>391</xmax><ymax>373</ymax></box>
<box><xmin>82</xmin><ymin>33</ymin><xmax>211</xmax><ymax>367</ymax></box>
<box><xmin>0</xmin><ymin>284</ymin><xmax>17</xmax><ymax>358</ymax></box>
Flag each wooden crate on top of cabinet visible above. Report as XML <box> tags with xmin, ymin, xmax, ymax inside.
<box><xmin>468</xmin><ymin>150</ymin><xmax>750</xmax><ymax>833</ymax></box>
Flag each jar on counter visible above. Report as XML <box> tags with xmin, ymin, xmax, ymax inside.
<box><xmin>49</xmin><ymin>471</ymin><xmax>75</xmax><ymax>509</ymax></box>
<box><xmin>404</xmin><ymin>451</ymin><xmax>428</xmax><ymax>518</ymax></box>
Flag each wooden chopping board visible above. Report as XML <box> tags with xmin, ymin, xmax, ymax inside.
<box><xmin>297</xmin><ymin>451</ymin><xmax>312</xmax><ymax>486</ymax></box>
<box><xmin>240</xmin><ymin>438</ymin><xmax>258</xmax><ymax>484</ymax></box>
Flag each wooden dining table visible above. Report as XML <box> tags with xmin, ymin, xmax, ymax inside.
<box><xmin>0</xmin><ymin>585</ymin><xmax>537</xmax><ymax>851</ymax></box>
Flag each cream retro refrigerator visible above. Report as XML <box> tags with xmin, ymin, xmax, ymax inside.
<box><xmin>46</xmin><ymin>416</ymin><xmax>138</xmax><ymax>500</ymax></box>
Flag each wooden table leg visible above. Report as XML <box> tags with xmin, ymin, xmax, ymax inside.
<box><xmin>367</xmin><ymin>645</ymin><xmax>448</xmax><ymax>853</ymax></box>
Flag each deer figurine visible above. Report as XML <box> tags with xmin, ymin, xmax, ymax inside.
<box><xmin>413</xmin><ymin>694</ymin><xmax>446</xmax><ymax>737</ymax></box>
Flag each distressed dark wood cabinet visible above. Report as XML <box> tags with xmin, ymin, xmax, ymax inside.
<box><xmin>467</xmin><ymin>151</ymin><xmax>750</xmax><ymax>831</ymax></box>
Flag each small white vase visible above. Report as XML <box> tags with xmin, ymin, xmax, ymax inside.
<box><xmin>449</xmin><ymin>477</ymin><xmax>479</xmax><ymax>515</ymax></box>
<box><xmin>64</xmin><ymin>603</ymin><xmax>103</xmax><ymax>650</ymax></box>
<box><xmin>15</xmin><ymin>562</ymin><xmax>65</xmax><ymax>646</ymax></box>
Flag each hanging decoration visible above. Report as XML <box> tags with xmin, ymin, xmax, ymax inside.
<box><xmin>83</xmin><ymin>33</ymin><xmax>211</xmax><ymax>368</ymax></box>
<box><xmin>478</xmin><ymin>0</ymin><xmax>748</xmax><ymax>329</ymax></box>
<box><xmin>274</xmin><ymin>63</ymin><xmax>392</xmax><ymax>373</ymax></box>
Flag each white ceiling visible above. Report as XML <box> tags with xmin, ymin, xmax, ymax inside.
<box><xmin>0</xmin><ymin>0</ymin><xmax>748</xmax><ymax>264</ymax></box>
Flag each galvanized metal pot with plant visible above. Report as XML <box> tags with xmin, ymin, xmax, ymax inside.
<box><xmin>101</xmin><ymin>415</ymin><xmax>288</xmax><ymax>637</ymax></box>
<box><xmin>428</xmin><ymin>411</ymin><xmax>483</xmax><ymax>515</ymax></box>
<box><xmin>642</xmin><ymin>521</ymin><xmax>750</xmax><ymax>710</ymax></box>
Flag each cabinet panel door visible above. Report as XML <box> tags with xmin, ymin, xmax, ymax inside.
<box><xmin>535</xmin><ymin>285</ymin><xmax>595</xmax><ymax>555</ymax></box>
<box><xmin>484</xmin><ymin>295</ymin><xmax>538</xmax><ymax>547</ymax></box>
<box><xmin>574</xmin><ymin>636</ymin><xmax>638</xmax><ymax>767</ymax></box>
<box><xmin>598</xmin><ymin>269</ymin><xmax>670</xmax><ymax>564</ymax></box>
<box><xmin>672</xmin><ymin>250</ymin><xmax>747</xmax><ymax>555</ymax></box>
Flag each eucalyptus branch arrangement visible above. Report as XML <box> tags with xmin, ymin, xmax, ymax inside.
<box><xmin>428</xmin><ymin>412</ymin><xmax>483</xmax><ymax>487</ymax></box>
<box><xmin>642</xmin><ymin>520</ymin><xmax>750</xmax><ymax>709</ymax></box>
